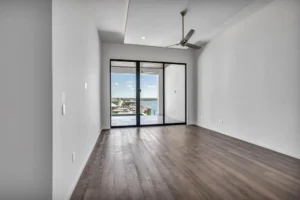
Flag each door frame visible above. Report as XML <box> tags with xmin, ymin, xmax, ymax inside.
<box><xmin>110</xmin><ymin>59</ymin><xmax>187</xmax><ymax>128</ymax></box>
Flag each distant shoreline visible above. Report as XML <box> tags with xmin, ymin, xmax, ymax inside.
<box><xmin>112</xmin><ymin>98</ymin><xmax>157</xmax><ymax>101</ymax></box>
<box><xmin>141</xmin><ymin>98</ymin><xmax>157</xmax><ymax>101</ymax></box>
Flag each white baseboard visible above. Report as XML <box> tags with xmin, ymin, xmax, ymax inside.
<box><xmin>64</xmin><ymin>130</ymin><xmax>103</xmax><ymax>200</ymax></box>
<box><xmin>196</xmin><ymin>124</ymin><xmax>300</xmax><ymax>160</ymax></box>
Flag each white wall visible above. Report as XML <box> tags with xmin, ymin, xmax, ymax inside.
<box><xmin>165</xmin><ymin>64</ymin><xmax>186</xmax><ymax>123</ymax></box>
<box><xmin>0</xmin><ymin>1</ymin><xmax>52</xmax><ymax>199</ymax></box>
<box><xmin>196</xmin><ymin>0</ymin><xmax>300</xmax><ymax>159</ymax></box>
<box><xmin>101</xmin><ymin>43</ymin><xmax>196</xmax><ymax>129</ymax></box>
<box><xmin>52</xmin><ymin>0</ymin><xmax>101</xmax><ymax>199</ymax></box>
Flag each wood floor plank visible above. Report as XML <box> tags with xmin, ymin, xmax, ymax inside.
<box><xmin>71</xmin><ymin>125</ymin><xmax>300</xmax><ymax>200</ymax></box>
<box><xmin>131</xmin><ymin>129</ymin><xmax>175</xmax><ymax>200</ymax></box>
<box><xmin>97</xmin><ymin>130</ymin><xmax>115</xmax><ymax>200</ymax></box>
<box><xmin>127</xmin><ymin>128</ymin><xmax>158</xmax><ymax>200</ymax></box>
<box><xmin>122</xmin><ymin>129</ymin><xmax>145</xmax><ymax>200</ymax></box>
<box><xmin>113</xmin><ymin>129</ymin><xmax>129</xmax><ymax>200</ymax></box>
<box><xmin>140</xmin><ymin>137</ymin><xmax>189</xmax><ymax>200</ymax></box>
<box><xmin>145</xmin><ymin>128</ymin><xmax>215</xmax><ymax>199</ymax></box>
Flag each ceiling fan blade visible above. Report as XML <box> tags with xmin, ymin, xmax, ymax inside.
<box><xmin>184</xmin><ymin>29</ymin><xmax>195</xmax><ymax>42</ymax></box>
<box><xmin>185</xmin><ymin>43</ymin><xmax>201</xmax><ymax>50</ymax></box>
<box><xmin>166</xmin><ymin>43</ymin><xmax>180</xmax><ymax>48</ymax></box>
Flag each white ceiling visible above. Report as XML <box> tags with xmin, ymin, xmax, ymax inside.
<box><xmin>94</xmin><ymin>0</ymin><xmax>129</xmax><ymax>43</ymax></box>
<box><xmin>95</xmin><ymin>0</ymin><xmax>273</xmax><ymax>48</ymax></box>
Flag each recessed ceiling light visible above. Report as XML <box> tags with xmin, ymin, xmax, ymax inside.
<box><xmin>141</xmin><ymin>36</ymin><xmax>146</xmax><ymax>40</ymax></box>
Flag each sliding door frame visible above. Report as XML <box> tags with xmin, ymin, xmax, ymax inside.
<box><xmin>110</xmin><ymin>59</ymin><xmax>187</xmax><ymax>128</ymax></box>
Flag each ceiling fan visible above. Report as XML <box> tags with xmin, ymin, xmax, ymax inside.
<box><xmin>168</xmin><ymin>10</ymin><xmax>201</xmax><ymax>50</ymax></box>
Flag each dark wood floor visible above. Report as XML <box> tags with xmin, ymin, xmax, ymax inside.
<box><xmin>71</xmin><ymin>125</ymin><xmax>300</xmax><ymax>200</ymax></box>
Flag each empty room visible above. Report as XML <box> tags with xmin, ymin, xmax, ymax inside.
<box><xmin>1</xmin><ymin>0</ymin><xmax>300</xmax><ymax>199</ymax></box>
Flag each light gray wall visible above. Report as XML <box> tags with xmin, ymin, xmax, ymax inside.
<box><xmin>0</xmin><ymin>0</ymin><xmax>52</xmax><ymax>199</ymax></box>
<box><xmin>196</xmin><ymin>0</ymin><xmax>300</xmax><ymax>159</ymax></box>
<box><xmin>52</xmin><ymin>0</ymin><xmax>101</xmax><ymax>199</ymax></box>
<box><xmin>101</xmin><ymin>43</ymin><xmax>196</xmax><ymax>129</ymax></box>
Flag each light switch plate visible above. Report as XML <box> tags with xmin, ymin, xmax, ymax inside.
<box><xmin>84</xmin><ymin>82</ymin><xmax>88</xmax><ymax>90</ymax></box>
<box><xmin>72</xmin><ymin>152</ymin><xmax>75</xmax><ymax>163</ymax></box>
<box><xmin>62</xmin><ymin>104</ymin><xmax>66</xmax><ymax>116</ymax></box>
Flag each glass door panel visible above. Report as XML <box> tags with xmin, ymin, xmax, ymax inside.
<box><xmin>140</xmin><ymin>62</ymin><xmax>164</xmax><ymax>125</ymax></box>
<box><xmin>111</xmin><ymin>60</ymin><xmax>186</xmax><ymax>128</ymax></box>
<box><xmin>164</xmin><ymin>63</ymin><xmax>186</xmax><ymax>124</ymax></box>
<box><xmin>111</xmin><ymin>61</ymin><xmax>137</xmax><ymax>127</ymax></box>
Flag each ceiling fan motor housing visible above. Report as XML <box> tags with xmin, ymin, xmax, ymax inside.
<box><xmin>180</xmin><ymin>9</ymin><xmax>187</xmax><ymax>17</ymax></box>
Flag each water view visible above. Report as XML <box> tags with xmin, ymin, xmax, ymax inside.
<box><xmin>141</xmin><ymin>100</ymin><xmax>157</xmax><ymax>115</ymax></box>
<box><xmin>111</xmin><ymin>98</ymin><xmax>158</xmax><ymax>116</ymax></box>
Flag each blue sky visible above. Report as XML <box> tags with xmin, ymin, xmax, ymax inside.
<box><xmin>111</xmin><ymin>73</ymin><xmax>158</xmax><ymax>98</ymax></box>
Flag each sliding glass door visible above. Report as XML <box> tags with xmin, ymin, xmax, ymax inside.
<box><xmin>110</xmin><ymin>60</ymin><xmax>186</xmax><ymax>128</ymax></box>
<box><xmin>164</xmin><ymin>63</ymin><xmax>186</xmax><ymax>124</ymax></box>
<box><xmin>140</xmin><ymin>62</ymin><xmax>164</xmax><ymax>125</ymax></box>
<box><xmin>111</xmin><ymin>61</ymin><xmax>137</xmax><ymax>127</ymax></box>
